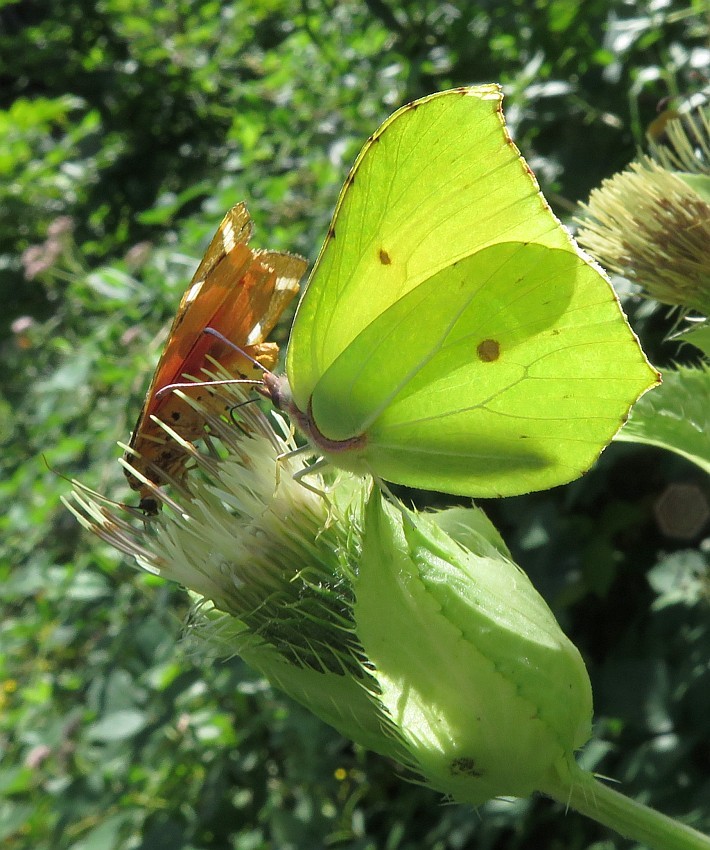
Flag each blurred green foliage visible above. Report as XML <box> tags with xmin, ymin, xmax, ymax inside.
<box><xmin>1</xmin><ymin>0</ymin><xmax>709</xmax><ymax>847</ymax></box>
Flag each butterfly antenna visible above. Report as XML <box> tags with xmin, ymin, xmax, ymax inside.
<box><xmin>228</xmin><ymin>396</ymin><xmax>260</xmax><ymax>430</ymax></box>
<box><xmin>202</xmin><ymin>326</ymin><xmax>287</xmax><ymax>409</ymax></box>
<box><xmin>155</xmin><ymin>377</ymin><xmax>263</xmax><ymax>399</ymax></box>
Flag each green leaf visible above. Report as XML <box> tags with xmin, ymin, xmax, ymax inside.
<box><xmin>615</xmin><ymin>364</ymin><xmax>710</xmax><ymax>475</ymax></box>
<box><xmin>136</xmin><ymin>182</ymin><xmax>213</xmax><ymax>225</ymax></box>
<box><xmin>648</xmin><ymin>551</ymin><xmax>709</xmax><ymax>609</ymax></box>
<box><xmin>284</xmin><ymin>86</ymin><xmax>658</xmax><ymax>497</ymax></box>
<box><xmin>71</xmin><ymin>815</ymin><xmax>136</xmax><ymax>850</ymax></box>
<box><xmin>86</xmin><ymin>709</ymin><xmax>148</xmax><ymax>742</ymax></box>
<box><xmin>676</xmin><ymin>322</ymin><xmax>710</xmax><ymax>358</ymax></box>
<box><xmin>0</xmin><ymin>802</ymin><xmax>34</xmax><ymax>843</ymax></box>
<box><xmin>85</xmin><ymin>268</ymin><xmax>139</xmax><ymax>301</ymax></box>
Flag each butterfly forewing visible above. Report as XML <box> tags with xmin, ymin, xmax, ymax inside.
<box><xmin>124</xmin><ymin>203</ymin><xmax>306</xmax><ymax>512</ymax></box>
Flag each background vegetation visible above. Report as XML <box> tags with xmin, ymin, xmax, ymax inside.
<box><xmin>1</xmin><ymin>0</ymin><xmax>709</xmax><ymax>847</ymax></box>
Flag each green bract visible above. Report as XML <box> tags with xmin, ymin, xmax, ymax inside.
<box><xmin>281</xmin><ymin>85</ymin><xmax>659</xmax><ymax>497</ymax></box>
<box><xmin>354</xmin><ymin>490</ymin><xmax>592</xmax><ymax>804</ymax></box>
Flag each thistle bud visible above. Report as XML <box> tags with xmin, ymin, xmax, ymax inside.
<box><xmin>353</xmin><ymin>490</ymin><xmax>592</xmax><ymax>804</ymax></box>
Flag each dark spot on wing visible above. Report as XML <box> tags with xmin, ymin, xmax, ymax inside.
<box><xmin>379</xmin><ymin>249</ymin><xmax>391</xmax><ymax>265</ymax></box>
<box><xmin>477</xmin><ymin>339</ymin><xmax>500</xmax><ymax>362</ymax></box>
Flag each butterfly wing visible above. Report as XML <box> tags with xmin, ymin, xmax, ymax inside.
<box><xmin>125</xmin><ymin>204</ymin><xmax>306</xmax><ymax>509</ymax></box>
<box><xmin>286</xmin><ymin>86</ymin><xmax>573</xmax><ymax>411</ymax></box>
<box><xmin>307</xmin><ymin>242</ymin><xmax>657</xmax><ymax>496</ymax></box>
<box><xmin>284</xmin><ymin>87</ymin><xmax>659</xmax><ymax>497</ymax></box>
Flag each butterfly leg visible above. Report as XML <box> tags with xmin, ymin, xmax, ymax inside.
<box><xmin>274</xmin><ymin>448</ymin><xmax>338</xmax><ymax>527</ymax></box>
<box><xmin>273</xmin><ymin>442</ymin><xmax>310</xmax><ymax>490</ymax></box>
<box><xmin>291</xmin><ymin>457</ymin><xmax>331</xmax><ymax>499</ymax></box>
<box><xmin>274</xmin><ymin>444</ymin><xmax>327</xmax><ymax>495</ymax></box>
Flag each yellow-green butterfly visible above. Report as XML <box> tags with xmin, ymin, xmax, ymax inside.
<box><xmin>266</xmin><ymin>84</ymin><xmax>659</xmax><ymax>498</ymax></box>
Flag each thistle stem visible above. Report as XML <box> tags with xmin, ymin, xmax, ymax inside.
<box><xmin>542</xmin><ymin>766</ymin><xmax>710</xmax><ymax>850</ymax></box>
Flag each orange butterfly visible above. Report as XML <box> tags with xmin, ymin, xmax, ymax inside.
<box><xmin>124</xmin><ymin>203</ymin><xmax>307</xmax><ymax>513</ymax></box>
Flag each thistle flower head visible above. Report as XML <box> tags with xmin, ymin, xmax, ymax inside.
<box><xmin>648</xmin><ymin>104</ymin><xmax>710</xmax><ymax>176</ymax></box>
<box><xmin>66</xmin><ymin>383</ymin><xmax>592</xmax><ymax>805</ymax></box>
<box><xmin>70</xmin><ymin>390</ymin><xmax>361</xmax><ymax>670</ymax></box>
<box><xmin>67</xmin><ymin>389</ymin><xmax>397</xmax><ymax>756</ymax></box>
<box><xmin>577</xmin><ymin>105</ymin><xmax>710</xmax><ymax>318</ymax></box>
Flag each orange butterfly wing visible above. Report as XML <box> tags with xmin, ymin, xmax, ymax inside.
<box><xmin>124</xmin><ymin>203</ymin><xmax>307</xmax><ymax>512</ymax></box>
